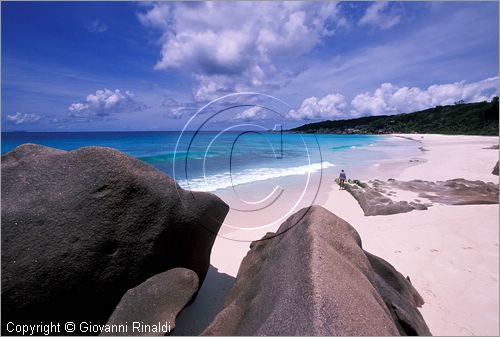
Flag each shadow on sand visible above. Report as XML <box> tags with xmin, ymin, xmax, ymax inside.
<box><xmin>173</xmin><ymin>264</ymin><xmax>236</xmax><ymax>335</ymax></box>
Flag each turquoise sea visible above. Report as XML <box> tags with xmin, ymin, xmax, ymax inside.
<box><xmin>1</xmin><ymin>131</ymin><xmax>419</xmax><ymax>193</ymax></box>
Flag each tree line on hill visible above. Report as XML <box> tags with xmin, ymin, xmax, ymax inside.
<box><xmin>291</xmin><ymin>96</ymin><xmax>499</xmax><ymax>136</ymax></box>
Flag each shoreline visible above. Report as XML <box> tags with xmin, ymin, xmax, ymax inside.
<box><xmin>322</xmin><ymin>135</ymin><xmax>499</xmax><ymax>335</ymax></box>
<box><xmin>174</xmin><ymin>133</ymin><xmax>499</xmax><ymax>336</ymax></box>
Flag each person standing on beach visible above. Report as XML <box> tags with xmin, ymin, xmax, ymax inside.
<box><xmin>339</xmin><ymin>169</ymin><xmax>347</xmax><ymax>190</ymax></box>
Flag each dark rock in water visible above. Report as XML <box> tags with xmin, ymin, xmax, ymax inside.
<box><xmin>101</xmin><ymin>268</ymin><xmax>198</xmax><ymax>336</ymax></box>
<box><xmin>483</xmin><ymin>144</ymin><xmax>499</xmax><ymax>150</ymax></box>
<box><xmin>202</xmin><ymin>206</ymin><xmax>431</xmax><ymax>336</ymax></box>
<box><xmin>1</xmin><ymin>144</ymin><xmax>229</xmax><ymax>330</ymax></box>
<box><xmin>493</xmin><ymin>161</ymin><xmax>499</xmax><ymax>175</ymax></box>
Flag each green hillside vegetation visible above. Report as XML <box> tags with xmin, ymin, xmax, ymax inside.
<box><xmin>292</xmin><ymin>97</ymin><xmax>499</xmax><ymax>136</ymax></box>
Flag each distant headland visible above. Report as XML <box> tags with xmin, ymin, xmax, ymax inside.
<box><xmin>291</xmin><ymin>97</ymin><xmax>499</xmax><ymax>136</ymax></box>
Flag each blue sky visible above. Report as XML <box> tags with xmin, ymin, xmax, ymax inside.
<box><xmin>1</xmin><ymin>1</ymin><xmax>498</xmax><ymax>131</ymax></box>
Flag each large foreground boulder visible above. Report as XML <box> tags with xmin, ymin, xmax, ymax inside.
<box><xmin>2</xmin><ymin>144</ymin><xmax>229</xmax><ymax>329</ymax></box>
<box><xmin>101</xmin><ymin>268</ymin><xmax>199</xmax><ymax>336</ymax></box>
<box><xmin>203</xmin><ymin>206</ymin><xmax>431</xmax><ymax>335</ymax></box>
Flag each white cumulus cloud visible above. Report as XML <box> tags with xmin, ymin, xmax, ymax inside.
<box><xmin>289</xmin><ymin>76</ymin><xmax>498</xmax><ymax>121</ymax></box>
<box><xmin>288</xmin><ymin>94</ymin><xmax>348</xmax><ymax>120</ymax></box>
<box><xmin>6</xmin><ymin>112</ymin><xmax>42</xmax><ymax>125</ymax></box>
<box><xmin>68</xmin><ymin>89</ymin><xmax>147</xmax><ymax>121</ymax></box>
<box><xmin>351</xmin><ymin>76</ymin><xmax>498</xmax><ymax>116</ymax></box>
<box><xmin>161</xmin><ymin>98</ymin><xmax>198</xmax><ymax>119</ymax></box>
<box><xmin>138</xmin><ymin>2</ymin><xmax>346</xmax><ymax>101</ymax></box>
<box><xmin>234</xmin><ymin>106</ymin><xmax>268</xmax><ymax>121</ymax></box>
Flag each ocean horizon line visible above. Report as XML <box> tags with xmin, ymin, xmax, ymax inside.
<box><xmin>2</xmin><ymin>129</ymin><xmax>291</xmax><ymax>134</ymax></box>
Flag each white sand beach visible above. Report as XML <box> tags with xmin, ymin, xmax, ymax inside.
<box><xmin>174</xmin><ymin>134</ymin><xmax>499</xmax><ymax>336</ymax></box>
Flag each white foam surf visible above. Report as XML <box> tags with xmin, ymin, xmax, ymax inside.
<box><xmin>178</xmin><ymin>161</ymin><xmax>336</xmax><ymax>192</ymax></box>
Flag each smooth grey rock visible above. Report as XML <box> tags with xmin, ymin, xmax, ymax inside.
<box><xmin>346</xmin><ymin>178</ymin><xmax>498</xmax><ymax>216</ymax></box>
<box><xmin>202</xmin><ymin>206</ymin><xmax>431</xmax><ymax>336</ymax></box>
<box><xmin>345</xmin><ymin>182</ymin><xmax>422</xmax><ymax>216</ymax></box>
<box><xmin>101</xmin><ymin>268</ymin><xmax>198</xmax><ymax>336</ymax></box>
<box><xmin>1</xmin><ymin>144</ymin><xmax>229</xmax><ymax>329</ymax></box>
